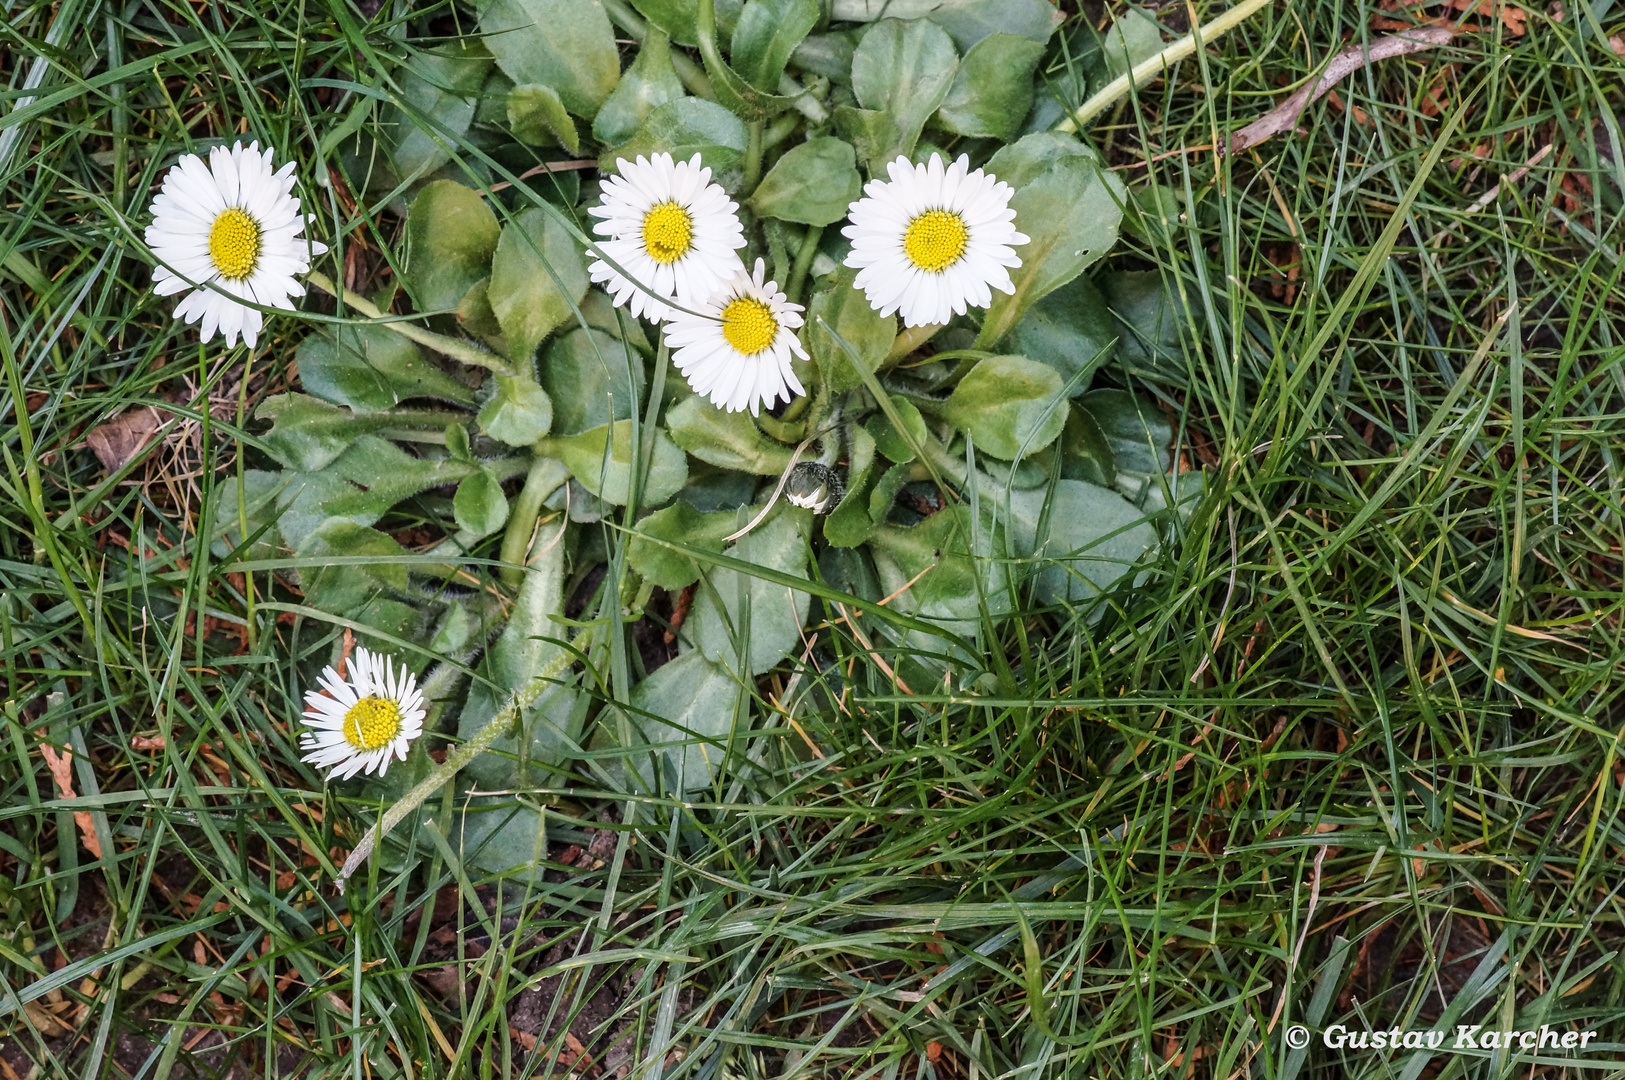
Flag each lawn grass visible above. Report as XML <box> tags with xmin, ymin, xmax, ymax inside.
<box><xmin>4</xmin><ymin>0</ymin><xmax>1625</xmax><ymax>1077</ymax></box>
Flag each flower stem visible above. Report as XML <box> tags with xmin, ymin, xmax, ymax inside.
<box><xmin>305</xmin><ymin>270</ymin><xmax>516</xmax><ymax>376</ymax></box>
<box><xmin>786</xmin><ymin>223</ymin><xmax>824</xmax><ymax>305</ymax></box>
<box><xmin>1055</xmin><ymin>0</ymin><xmax>1273</xmax><ymax>132</ymax></box>
<box><xmin>334</xmin><ymin>646</ymin><xmax>575</xmax><ymax>891</ymax></box>
<box><xmin>742</xmin><ymin>120</ymin><xmax>765</xmax><ymax>196</ymax></box>
<box><xmin>499</xmin><ymin>456</ymin><xmax>570</xmax><ymax>590</ymax></box>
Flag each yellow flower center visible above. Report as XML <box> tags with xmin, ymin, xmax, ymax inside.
<box><xmin>902</xmin><ymin>209</ymin><xmax>969</xmax><ymax>274</ymax></box>
<box><xmin>341</xmin><ymin>696</ymin><xmax>402</xmax><ymax>751</ymax></box>
<box><xmin>720</xmin><ymin>297</ymin><xmax>779</xmax><ymax>355</ymax></box>
<box><xmin>642</xmin><ymin>201</ymin><xmax>694</xmax><ymax>264</ymax></box>
<box><xmin>208</xmin><ymin>207</ymin><xmax>262</xmax><ymax>280</ymax></box>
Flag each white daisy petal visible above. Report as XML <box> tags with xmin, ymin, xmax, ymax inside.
<box><xmin>146</xmin><ymin>140</ymin><xmax>324</xmax><ymax>349</ymax></box>
<box><xmin>299</xmin><ymin>646</ymin><xmax>428</xmax><ymax>782</ymax></box>
<box><xmin>667</xmin><ymin>258</ymin><xmax>806</xmax><ymax>416</ymax></box>
<box><xmin>587</xmin><ymin>151</ymin><xmax>745</xmax><ymax>324</ymax></box>
<box><xmin>842</xmin><ymin>153</ymin><xmax>1028</xmax><ymax>328</ymax></box>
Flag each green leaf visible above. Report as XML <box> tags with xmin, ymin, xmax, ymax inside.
<box><xmin>314</xmin><ymin>436</ymin><xmax>484</xmax><ymax>519</ymax></box>
<box><xmin>868</xmin><ymin>505</ymin><xmax>1008</xmax><ymax>646</ymax></box>
<box><xmin>547</xmin><ymin>420</ymin><xmax>688</xmax><ymax>505</ymax></box>
<box><xmin>629</xmin><ymin>501</ymin><xmax>738</xmax><ymax>589</ymax></box>
<box><xmin>748</xmin><ymin>137</ymin><xmax>863</xmax><ymax>226</ymax></box>
<box><xmin>1121</xmin><ymin>182</ymin><xmax>1185</xmax><ymax>246</ymax></box>
<box><xmin>939</xmin><ymin>356</ymin><xmax>1068</xmax><ymax>460</ymax></box>
<box><xmin>507</xmin><ymin>83</ymin><xmax>580</xmax><ymax>152</ymax></box>
<box><xmin>295</xmin><ymin>326</ymin><xmax>475</xmax><ymax>411</ymax></box>
<box><xmin>730</xmin><ymin>0</ymin><xmax>821</xmax><ymax>92</ymax></box>
<box><xmin>628</xmin><ymin>649</ymin><xmax>746</xmax><ymax>790</ymax></box>
<box><xmin>487</xmin><ymin>206</ymin><xmax>590</xmax><ymax>364</ymax></box>
<box><xmin>868</xmin><ymin>459</ymin><xmax>911</xmax><ymax>524</ymax></box>
<box><xmin>454</xmin><ymin>469</ymin><xmax>511</xmax><ymax>537</ymax></box>
<box><xmin>688</xmin><ymin>511</ymin><xmax>811</xmax><ymax>674</ymax></box>
<box><xmin>666</xmin><ymin>396</ymin><xmax>795</xmax><ymax>475</ymax></box>
<box><xmin>1004</xmin><ymin>480</ymin><xmax>1157</xmax><ymax>605</ymax></box>
<box><xmin>935</xmin><ymin>33</ymin><xmax>1045</xmax><ymax>142</ymax></box>
<box><xmin>629</xmin><ymin>0</ymin><xmax>744</xmax><ymax>46</ymax></box>
<box><xmin>458</xmin><ymin>276</ymin><xmax>500</xmax><ymax>339</ymax></box>
<box><xmin>1003</xmin><ymin>273</ymin><xmax>1116</xmax><ymax>394</ymax></box>
<box><xmin>983</xmin><ymin>131</ymin><xmax>1101</xmax><ymax>187</ymax></box>
<box><xmin>850</xmin><ymin>18</ymin><xmax>959</xmax><ymax>167</ymax></box>
<box><xmin>1059</xmin><ymin>406</ymin><xmax>1115</xmax><ymax>488</ymax></box>
<box><xmin>821</xmin><ymin>424</ymin><xmax>879</xmax><ymax>547</ymax></box>
<box><xmin>809</xmin><ymin>266</ymin><xmax>895</xmax><ymax>393</ymax></box>
<box><xmin>864</xmin><ymin>397</ymin><xmax>928</xmax><ymax>463</ymax></box>
<box><xmin>406</xmin><ymin>180</ymin><xmax>502</xmax><ymax>314</ymax></box>
<box><xmin>1100</xmin><ymin>270</ymin><xmax>1190</xmax><ymax>367</ymax></box>
<box><xmin>975</xmin><ymin>156</ymin><xmax>1126</xmax><ymax>348</ymax></box>
<box><xmin>1104</xmin><ymin>7</ymin><xmax>1162</xmax><ymax>80</ymax></box>
<box><xmin>602</xmin><ymin>97</ymin><xmax>750</xmax><ymax>174</ymax></box>
<box><xmin>459</xmin><ymin>521</ymin><xmax>580</xmax><ymax>797</ymax></box>
<box><xmin>832</xmin><ymin>106</ymin><xmax>904</xmax><ymax>175</ymax></box>
<box><xmin>256</xmin><ymin>395</ymin><xmax>423</xmax><ymax>472</ymax></box>
<box><xmin>295</xmin><ymin>520</ymin><xmax>409</xmax><ymax>612</ymax></box>
<box><xmin>829</xmin><ymin>0</ymin><xmax>1058</xmax><ymax>51</ymax></box>
<box><xmin>478</xmin><ymin>373</ymin><xmax>554</xmax><ymax>445</ymax></box>
<box><xmin>540</xmin><ymin>327</ymin><xmax>646</xmax><ymax>436</ymax></box>
<box><xmin>479</xmin><ymin>0</ymin><xmax>620</xmax><ymax>119</ymax></box>
<box><xmin>1077</xmin><ymin>387</ymin><xmax>1171</xmax><ymax>503</ymax></box>
<box><xmin>791</xmin><ymin>33</ymin><xmax>857</xmax><ymax>84</ymax></box>
<box><xmin>382</xmin><ymin>42</ymin><xmax>491</xmax><ymax>182</ymax></box>
<box><xmin>591</xmin><ymin>30</ymin><xmax>686</xmax><ymax>146</ymax></box>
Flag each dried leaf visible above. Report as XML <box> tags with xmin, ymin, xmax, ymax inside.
<box><xmin>39</xmin><ymin>740</ymin><xmax>102</xmax><ymax>858</ymax></box>
<box><xmin>84</xmin><ymin>405</ymin><xmax>165</xmax><ymax>472</ymax></box>
<box><xmin>1225</xmin><ymin>27</ymin><xmax>1454</xmax><ymax>154</ymax></box>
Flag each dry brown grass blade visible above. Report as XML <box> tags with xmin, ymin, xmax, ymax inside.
<box><xmin>1226</xmin><ymin>26</ymin><xmax>1454</xmax><ymax>154</ymax></box>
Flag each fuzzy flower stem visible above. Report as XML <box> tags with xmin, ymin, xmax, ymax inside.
<box><xmin>334</xmin><ymin>646</ymin><xmax>575</xmax><ymax>891</ymax></box>
<box><xmin>499</xmin><ymin>456</ymin><xmax>570</xmax><ymax>590</ymax></box>
<box><xmin>305</xmin><ymin>270</ymin><xmax>516</xmax><ymax>376</ymax></box>
<box><xmin>1055</xmin><ymin>0</ymin><xmax>1273</xmax><ymax>132</ymax></box>
<box><xmin>786</xmin><ymin>224</ymin><xmax>824</xmax><ymax>306</ymax></box>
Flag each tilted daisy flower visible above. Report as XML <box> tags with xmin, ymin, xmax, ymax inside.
<box><xmin>145</xmin><ymin>140</ymin><xmax>327</xmax><ymax>349</ymax></box>
<box><xmin>665</xmin><ymin>259</ymin><xmax>807</xmax><ymax>416</ymax></box>
<box><xmin>300</xmin><ymin>647</ymin><xmax>425</xmax><ymax>781</ymax></box>
<box><xmin>587</xmin><ymin>152</ymin><xmax>746</xmax><ymax>322</ymax></box>
<box><xmin>842</xmin><ymin>153</ymin><xmax>1029</xmax><ymax>328</ymax></box>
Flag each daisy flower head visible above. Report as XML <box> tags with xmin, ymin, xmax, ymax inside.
<box><xmin>665</xmin><ymin>258</ymin><xmax>808</xmax><ymax>416</ymax></box>
<box><xmin>144</xmin><ymin>141</ymin><xmax>327</xmax><ymax>349</ymax></box>
<box><xmin>842</xmin><ymin>153</ymin><xmax>1029</xmax><ymax>328</ymax></box>
<box><xmin>587</xmin><ymin>152</ymin><xmax>746</xmax><ymax>322</ymax></box>
<box><xmin>300</xmin><ymin>647</ymin><xmax>426</xmax><ymax>781</ymax></box>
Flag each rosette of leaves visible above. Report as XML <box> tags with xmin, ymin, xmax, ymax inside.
<box><xmin>245</xmin><ymin>0</ymin><xmax>1200</xmax><ymax>879</ymax></box>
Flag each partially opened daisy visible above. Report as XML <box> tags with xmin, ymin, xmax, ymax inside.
<box><xmin>843</xmin><ymin>153</ymin><xmax>1029</xmax><ymax>328</ymax></box>
<box><xmin>145</xmin><ymin>141</ymin><xmax>327</xmax><ymax>349</ymax></box>
<box><xmin>300</xmin><ymin>647</ymin><xmax>425</xmax><ymax>781</ymax></box>
<box><xmin>665</xmin><ymin>258</ymin><xmax>807</xmax><ymax>416</ymax></box>
<box><xmin>587</xmin><ymin>152</ymin><xmax>746</xmax><ymax>322</ymax></box>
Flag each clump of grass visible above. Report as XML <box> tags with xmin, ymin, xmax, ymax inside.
<box><xmin>3</xmin><ymin>0</ymin><xmax>1625</xmax><ymax>1077</ymax></box>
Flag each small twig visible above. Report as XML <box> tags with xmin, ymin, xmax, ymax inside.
<box><xmin>1223</xmin><ymin>26</ymin><xmax>1454</xmax><ymax>154</ymax></box>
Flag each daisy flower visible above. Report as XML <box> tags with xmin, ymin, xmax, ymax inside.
<box><xmin>665</xmin><ymin>259</ymin><xmax>808</xmax><ymax>416</ymax></box>
<box><xmin>144</xmin><ymin>140</ymin><xmax>327</xmax><ymax>349</ymax></box>
<box><xmin>300</xmin><ymin>647</ymin><xmax>426</xmax><ymax>781</ymax></box>
<box><xmin>842</xmin><ymin>153</ymin><xmax>1029</xmax><ymax>328</ymax></box>
<box><xmin>587</xmin><ymin>152</ymin><xmax>746</xmax><ymax>322</ymax></box>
